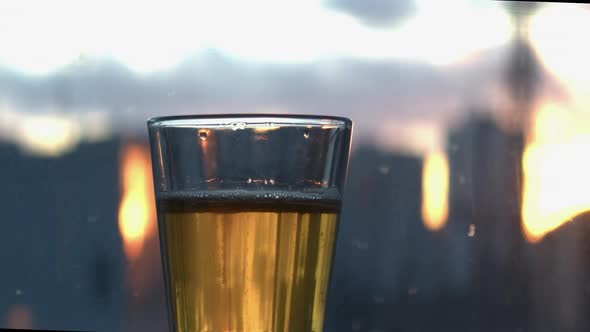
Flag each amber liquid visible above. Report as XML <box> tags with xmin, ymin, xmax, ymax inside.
<box><xmin>157</xmin><ymin>193</ymin><xmax>341</xmax><ymax>332</ymax></box>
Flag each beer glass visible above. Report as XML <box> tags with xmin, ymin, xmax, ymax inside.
<box><xmin>147</xmin><ymin>114</ymin><xmax>352</xmax><ymax>332</ymax></box>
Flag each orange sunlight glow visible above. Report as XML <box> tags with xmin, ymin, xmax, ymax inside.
<box><xmin>17</xmin><ymin>114</ymin><xmax>81</xmax><ymax>157</ymax></box>
<box><xmin>5</xmin><ymin>304</ymin><xmax>33</xmax><ymax>329</ymax></box>
<box><xmin>119</xmin><ymin>143</ymin><xmax>157</xmax><ymax>261</ymax></box>
<box><xmin>522</xmin><ymin>103</ymin><xmax>590</xmax><ymax>242</ymax></box>
<box><xmin>422</xmin><ymin>151</ymin><xmax>450</xmax><ymax>231</ymax></box>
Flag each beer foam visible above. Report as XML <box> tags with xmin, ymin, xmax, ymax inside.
<box><xmin>156</xmin><ymin>188</ymin><xmax>342</xmax><ymax>203</ymax></box>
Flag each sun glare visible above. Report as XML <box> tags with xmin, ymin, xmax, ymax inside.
<box><xmin>422</xmin><ymin>150</ymin><xmax>450</xmax><ymax>231</ymax></box>
<box><xmin>118</xmin><ymin>143</ymin><xmax>157</xmax><ymax>261</ymax></box>
<box><xmin>522</xmin><ymin>103</ymin><xmax>590</xmax><ymax>242</ymax></box>
<box><xmin>0</xmin><ymin>0</ymin><xmax>512</xmax><ymax>74</ymax></box>
<box><xmin>529</xmin><ymin>4</ymin><xmax>590</xmax><ymax>110</ymax></box>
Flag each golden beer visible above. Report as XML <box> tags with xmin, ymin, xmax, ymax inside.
<box><xmin>157</xmin><ymin>192</ymin><xmax>340</xmax><ymax>332</ymax></box>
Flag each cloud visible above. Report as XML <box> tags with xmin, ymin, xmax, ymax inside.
<box><xmin>324</xmin><ymin>0</ymin><xmax>416</xmax><ymax>27</ymax></box>
<box><xmin>0</xmin><ymin>47</ymin><xmax>568</xmax><ymax>153</ymax></box>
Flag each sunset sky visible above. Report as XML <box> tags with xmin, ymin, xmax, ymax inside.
<box><xmin>0</xmin><ymin>1</ymin><xmax>585</xmax><ymax>157</ymax></box>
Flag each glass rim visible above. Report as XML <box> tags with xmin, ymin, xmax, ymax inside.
<box><xmin>148</xmin><ymin>113</ymin><xmax>352</xmax><ymax>129</ymax></box>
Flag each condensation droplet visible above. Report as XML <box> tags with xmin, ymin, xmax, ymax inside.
<box><xmin>230</xmin><ymin>122</ymin><xmax>246</xmax><ymax>131</ymax></box>
<box><xmin>269</xmin><ymin>178</ymin><xmax>276</xmax><ymax>185</ymax></box>
<box><xmin>247</xmin><ymin>178</ymin><xmax>252</xmax><ymax>184</ymax></box>
<box><xmin>15</xmin><ymin>289</ymin><xmax>22</xmax><ymax>296</ymax></box>
<box><xmin>303</xmin><ymin>129</ymin><xmax>310</xmax><ymax>139</ymax></box>
<box><xmin>198</xmin><ymin>131</ymin><xmax>208</xmax><ymax>141</ymax></box>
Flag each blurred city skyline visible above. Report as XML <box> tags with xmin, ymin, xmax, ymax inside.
<box><xmin>1</xmin><ymin>0</ymin><xmax>589</xmax><ymax>244</ymax></box>
<box><xmin>3</xmin><ymin>1</ymin><xmax>590</xmax><ymax>330</ymax></box>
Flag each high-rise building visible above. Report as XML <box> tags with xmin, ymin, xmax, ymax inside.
<box><xmin>444</xmin><ymin>112</ymin><xmax>528</xmax><ymax>329</ymax></box>
<box><xmin>0</xmin><ymin>139</ymin><xmax>125</xmax><ymax>331</ymax></box>
<box><xmin>326</xmin><ymin>146</ymin><xmax>426</xmax><ymax>331</ymax></box>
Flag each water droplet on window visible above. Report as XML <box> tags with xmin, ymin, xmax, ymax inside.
<box><xmin>15</xmin><ymin>289</ymin><xmax>22</xmax><ymax>296</ymax></box>
<box><xmin>373</xmin><ymin>295</ymin><xmax>385</xmax><ymax>304</ymax></box>
<box><xmin>247</xmin><ymin>178</ymin><xmax>252</xmax><ymax>184</ymax></box>
<box><xmin>230</xmin><ymin>122</ymin><xmax>246</xmax><ymax>130</ymax></box>
<box><xmin>408</xmin><ymin>288</ymin><xmax>418</xmax><ymax>296</ymax></box>
<box><xmin>269</xmin><ymin>179</ymin><xmax>276</xmax><ymax>185</ymax></box>
<box><xmin>378</xmin><ymin>165</ymin><xmax>390</xmax><ymax>175</ymax></box>
<box><xmin>353</xmin><ymin>239</ymin><xmax>369</xmax><ymax>250</ymax></box>
<box><xmin>198</xmin><ymin>131</ymin><xmax>208</xmax><ymax>141</ymax></box>
<box><xmin>468</xmin><ymin>224</ymin><xmax>476</xmax><ymax>237</ymax></box>
<box><xmin>352</xmin><ymin>321</ymin><xmax>361</xmax><ymax>331</ymax></box>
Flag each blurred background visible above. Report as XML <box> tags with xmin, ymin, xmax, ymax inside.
<box><xmin>1</xmin><ymin>0</ymin><xmax>590</xmax><ymax>331</ymax></box>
